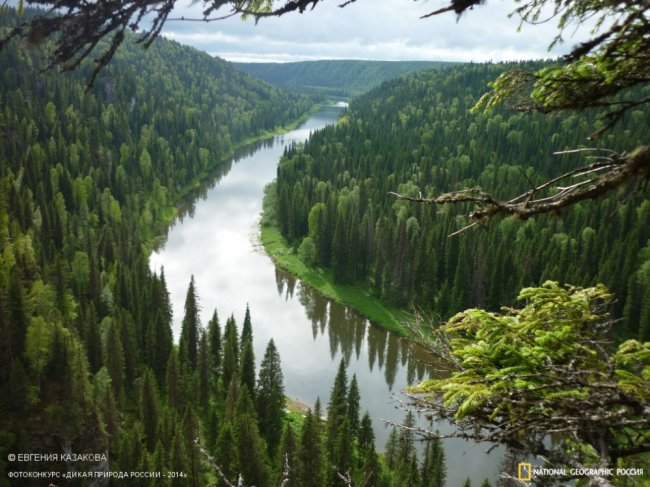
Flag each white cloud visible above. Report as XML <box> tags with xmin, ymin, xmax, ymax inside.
<box><xmin>161</xmin><ymin>0</ymin><xmax>601</xmax><ymax>63</ymax></box>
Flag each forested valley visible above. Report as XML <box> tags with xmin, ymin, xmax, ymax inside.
<box><xmin>271</xmin><ymin>62</ymin><xmax>650</xmax><ymax>341</ymax></box>
<box><xmin>233</xmin><ymin>60</ymin><xmax>456</xmax><ymax>98</ymax></box>
<box><xmin>0</xmin><ymin>7</ymin><xmax>444</xmax><ymax>486</ymax></box>
<box><xmin>2</xmin><ymin>2</ymin><xmax>650</xmax><ymax>485</ymax></box>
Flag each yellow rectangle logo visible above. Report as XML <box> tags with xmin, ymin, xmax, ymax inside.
<box><xmin>518</xmin><ymin>463</ymin><xmax>532</xmax><ymax>481</ymax></box>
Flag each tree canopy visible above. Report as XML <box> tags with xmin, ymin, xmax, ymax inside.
<box><xmin>3</xmin><ymin>0</ymin><xmax>648</xmax><ymax>217</ymax></box>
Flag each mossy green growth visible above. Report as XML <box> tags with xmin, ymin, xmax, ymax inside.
<box><xmin>260</xmin><ymin>225</ymin><xmax>410</xmax><ymax>336</ymax></box>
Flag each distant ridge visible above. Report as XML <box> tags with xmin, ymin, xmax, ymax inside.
<box><xmin>233</xmin><ymin>59</ymin><xmax>457</xmax><ymax>97</ymax></box>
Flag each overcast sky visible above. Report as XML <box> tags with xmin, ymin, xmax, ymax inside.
<box><xmin>160</xmin><ymin>0</ymin><xmax>598</xmax><ymax>63</ymax></box>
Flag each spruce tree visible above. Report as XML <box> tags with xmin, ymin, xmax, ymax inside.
<box><xmin>326</xmin><ymin>359</ymin><xmax>348</xmax><ymax>456</ymax></box>
<box><xmin>395</xmin><ymin>411</ymin><xmax>417</xmax><ymax>485</ymax></box>
<box><xmin>277</xmin><ymin>425</ymin><xmax>300</xmax><ymax>487</ymax></box>
<box><xmin>421</xmin><ymin>435</ymin><xmax>446</xmax><ymax>487</ymax></box>
<box><xmin>221</xmin><ymin>315</ymin><xmax>239</xmax><ymax>390</ymax></box>
<box><xmin>256</xmin><ymin>339</ymin><xmax>285</xmax><ymax>455</ymax></box>
<box><xmin>179</xmin><ymin>276</ymin><xmax>200</xmax><ymax>369</ymax></box>
<box><xmin>357</xmin><ymin>413</ymin><xmax>379</xmax><ymax>487</ymax></box>
<box><xmin>165</xmin><ymin>349</ymin><xmax>183</xmax><ymax>412</ymax></box>
<box><xmin>235</xmin><ymin>386</ymin><xmax>272</xmax><ymax>487</ymax></box>
<box><xmin>298</xmin><ymin>408</ymin><xmax>325</xmax><ymax>487</ymax></box>
<box><xmin>241</xmin><ymin>303</ymin><xmax>253</xmax><ymax>346</ymax></box>
<box><xmin>104</xmin><ymin>318</ymin><xmax>125</xmax><ymax>404</ymax></box>
<box><xmin>347</xmin><ymin>374</ymin><xmax>360</xmax><ymax>437</ymax></box>
<box><xmin>197</xmin><ymin>333</ymin><xmax>211</xmax><ymax>410</ymax></box>
<box><xmin>140</xmin><ymin>368</ymin><xmax>160</xmax><ymax>451</ymax></box>
<box><xmin>182</xmin><ymin>406</ymin><xmax>202</xmax><ymax>487</ymax></box>
<box><xmin>170</xmin><ymin>425</ymin><xmax>190</xmax><ymax>479</ymax></box>
<box><xmin>384</xmin><ymin>426</ymin><xmax>398</xmax><ymax>470</ymax></box>
<box><xmin>215</xmin><ymin>421</ymin><xmax>238</xmax><ymax>486</ymax></box>
<box><xmin>240</xmin><ymin>338</ymin><xmax>256</xmax><ymax>401</ymax></box>
<box><xmin>328</xmin><ymin>417</ymin><xmax>353</xmax><ymax>487</ymax></box>
<box><xmin>207</xmin><ymin>309</ymin><xmax>221</xmax><ymax>394</ymax></box>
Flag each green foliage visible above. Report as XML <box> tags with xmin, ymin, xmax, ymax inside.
<box><xmin>298</xmin><ymin>408</ymin><xmax>325</xmax><ymax>487</ymax></box>
<box><xmin>235</xmin><ymin>386</ymin><xmax>272</xmax><ymax>487</ymax></box>
<box><xmin>297</xmin><ymin>236</ymin><xmax>317</xmax><ymax>266</ymax></box>
<box><xmin>473</xmin><ymin>1</ymin><xmax>650</xmax><ymax>133</ymax></box>
<box><xmin>412</xmin><ymin>282</ymin><xmax>650</xmax><ymax>473</ymax></box>
<box><xmin>235</xmin><ymin>60</ymin><xmax>456</xmax><ymax>97</ymax></box>
<box><xmin>256</xmin><ymin>339</ymin><xmax>285</xmax><ymax>456</ymax></box>
<box><xmin>272</xmin><ymin>62</ymin><xmax>650</xmax><ymax>338</ymax></box>
<box><xmin>179</xmin><ymin>276</ymin><xmax>200</xmax><ymax>369</ymax></box>
<box><xmin>0</xmin><ymin>5</ymin><xmax>314</xmax><ymax>477</ymax></box>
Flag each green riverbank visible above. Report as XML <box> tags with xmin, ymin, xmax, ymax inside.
<box><xmin>260</xmin><ymin>225</ymin><xmax>411</xmax><ymax>337</ymax></box>
<box><xmin>143</xmin><ymin>103</ymin><xmax>327</xmax><ymax>255</ymax></box>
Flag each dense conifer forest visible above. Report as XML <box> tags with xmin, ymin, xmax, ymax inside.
<box><xmin>2</xmin><ymin>2</ymin><xmax>649</xmax><ymax>484</ymax></box>
<box><xmin>0</xmin><ymin>8</ymin><xmax>456</xmax><ymax>486</ymax></box>
<box><xmin>0</xmin><ymin>7</ymin><xmax>400</xmax><ymax>485</ymax></box>
<box><xmin>234</xmin><ymin>60</ymin><xmax>456</xmax><ymax>97</ymax></box>
<box><xmin>272</xmin><ymin>63</ymin><xmax>650</xmax><ymax>341</ymax></box>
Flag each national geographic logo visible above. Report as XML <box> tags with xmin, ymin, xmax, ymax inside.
<box><xmin>518</xmin><ymin>463</ymin><xmax>532</xmax><ymax>482</ymax></box>
<box><xmin>516</xmin><ymin>462</ymin><xmax>645</xmax><ymax>482</ymax></box>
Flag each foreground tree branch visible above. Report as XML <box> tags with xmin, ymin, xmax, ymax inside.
<box><xmin>390</xmin><ymin>145</ymin><xmax>650</xmax><ymax>234</ymax></box>
<box><xmin>403</xmin><ymin>282</ymin><xmax>650</xmax><ymax>485</ymax></box>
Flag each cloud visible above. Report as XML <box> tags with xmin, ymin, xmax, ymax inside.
<box><xmin>162</xmin><ymin>0</ymin><xmax>601</xmax><ymax>63</ymax></box>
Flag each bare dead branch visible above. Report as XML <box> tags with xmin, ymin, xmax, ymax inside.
<box><xmin>390</xmin><ymin>146</ymin><xmax>650</xmax><ymax>234</ymax></box>
<box><xmin>194</xmin><ymin>438</ymin><xmax>239</xmax><ymax>487</ymax></box>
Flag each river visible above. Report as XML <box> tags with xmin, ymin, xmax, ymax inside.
<box><xmin>150</xmin><ymin>103</ymin><xmax>502</xmax><ymax>485</ymax></box>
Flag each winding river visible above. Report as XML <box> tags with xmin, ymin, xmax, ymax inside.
<box><xmin>150</xmin><ymin>104</ymin><xmax>501</xmax><ymax>485</ymax></box>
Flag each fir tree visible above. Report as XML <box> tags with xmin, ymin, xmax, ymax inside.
<box><xmin>384</xmin><ymin>427</ymin><xmax>398</xmax><ymax>470</ymax></box>
<box><xmin>240</xmin><ymin>338</ymin><xmax>256</xmax><ymax>401</ymax></box>
<box><xmin>327</xmin><ymin>359</ymin><xmax>348</xmax><ymax>456</ymax></box>
<box><xmin>347</xmin><ymin>374</ymin><xmax>360</xmax><ymax>437</ymax></box>
<box><xmin>182</xmin><ymin>406</ymin><xmax>202</xmax><ymax>487</ymax></box>
<box><xmin>277</xmin><ymin>425</ymin><xmax>300</xmax><ymax>487</ymax></box>
<box><xmin>165</xmin><ymin>349</ymin><xmax>183</xmax><ymax>412</ymax></box>
<box><xmin>256</xmin><ymin>339</ymin><xmax>285</xmax><ymax>455</ymax></box>
<box><xmin>104</xmin><ymin>319</ymin><xmax>125</xmax><ymax>404</ymax></box>
<box><xmin>197</xmin><ymin>333</ymin><xmax>211</xmax><ymax>410</ymax></box>
<box><xmin>140</xmin><ymin>368</ymin><xmax>160</xmax><ymax>451</ymax></box>
<box><xmin>241</xmin><ymin>303</ymin><xmax>253</xmax><ymax>346</ymax></box>
<box><xmin>179</xmin><ymin>276</ymin><xmax>200</xmax><ymax>369</ymax></box>
<box><xmin>298</xmin><ymin>408</ymin><xmax>325</xmax><ymax>487</ymax></box>
<box><xmin>221</xmin><ymin>315</ymin><xmax>239</xmax><ymax>390</ymax></box>
<box><xmin>235</xmin><ymin>386</ymin><xmax>272</xmax><ymax>487</ymax></box>
<box><xmin>421</xmin><ymin>435</ymin><xmax>446</xmax><ymax>487</ymax></box>
<box><xmin>357</xmin><ymin>413</ymin><xmax>379</xmax><ymax>487</ymax></box>
<box><xmin>170</xmin><ymin>425</ymin><xmax>190</xmax><ymax>479</ymax></box>
<box><xmin>207</xmin><ymin>309</ymin><xmax>222</xmax><ymax>394</ymax></box>
<box><xmin>215</xmin><ymin>421</ymin><xmax>238</xmax><ymax>486</ymax></box>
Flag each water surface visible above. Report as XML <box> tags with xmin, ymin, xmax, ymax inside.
<box><xmin>150</xmin><ymin>104</ymin><xmax>501</xmax><ymax>485</ymax></box>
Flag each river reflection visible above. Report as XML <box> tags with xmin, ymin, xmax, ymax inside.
<box><xmin>150</xmin><ymin>104</ymin><xmax>501</xmax><ymax>485</ymax></box>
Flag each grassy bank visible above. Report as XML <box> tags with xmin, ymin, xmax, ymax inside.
<box><xmin>260</xmin><ymin>225</ymin><xmax>411</xmax><ymax>337</ymax></box>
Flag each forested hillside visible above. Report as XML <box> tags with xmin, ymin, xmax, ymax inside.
<box><xmin>0</xmin><ymin>7</ymin><xmax>456</xmax><ymax>484</ymax></box>
<box><xmin>272</xmin><ymin>62</ymin><xmax>650</xmax><ymax>341</ymax></box>
<box><xmin>234</xmin><ymin>60</ymin><xmax>455</xmax><ymax>97</ymax></box>
<box><xmin>0</xmin><ymin>7</ymin><xmax>319</xmax><ymax>482</ymax></box>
